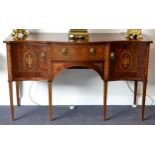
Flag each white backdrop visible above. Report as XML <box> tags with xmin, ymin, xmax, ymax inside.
<box><xmin>0</xmin><ymin>29</ymin><xmax>155</xmax><ymax>106</ymax></box>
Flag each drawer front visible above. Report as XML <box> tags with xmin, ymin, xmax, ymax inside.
<box><xmin>11</xmin><ymin>43</ymin><xmax>50</xmax><ymax>80</ymax></box>
<box><xmin>51</xmin><ymin>44</ymin><xmax>105</xmax><ymax>61</ymax></box>
<box><xmin>109</xmin><ymin>43</ymin><xmax>147</xmax><ymax>81</ymax></box>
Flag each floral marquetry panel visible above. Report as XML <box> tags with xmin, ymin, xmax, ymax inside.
<box><xmin>120</xmin><ymin>51</ymin><xmax>133</xmax><ymax>71</ymax></box>
<box><xmin>11</xmin><ymin>43</ymin><xmax>50</xmax><ymax>80</ymax></box>
<box><xmin>22</xmin><ymin>50</ymin><xmax>37</xmax><ymax>72</ymax></box>
<box><xmin>109</xmin><ymin>43</ymin><xmax>147</xmax><ymax>81</ymax></box>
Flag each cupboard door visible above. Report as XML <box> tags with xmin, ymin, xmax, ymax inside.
<box><xmin>109</xmin><ymin>43</ymin><xmax>147</xmax><ymax>81</ymax></box>
<box><xmin>11</xmin><ymin>43</ymin><xmax>50</xmax><ymax>80</ymax></box>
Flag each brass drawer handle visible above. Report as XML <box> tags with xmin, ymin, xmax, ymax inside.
<box><xmin>62</xmin><ymin>48</ymin><xmax>68</xmax><ymax>56</ymax></box>
<box><xmin>41</xmin><ymin>52</ymin><xmax>46</xmax><ymax>58</ymax></box>
<box><xmin>89</xmin><ymin>48</ymin><xmax>96</xmax><ymax>56</ymax></box>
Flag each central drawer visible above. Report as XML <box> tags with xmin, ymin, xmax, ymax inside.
<box><xmin>51</xmin><ymin>44</ymin><xmax>105</xmax><ymax>61</ymax></box>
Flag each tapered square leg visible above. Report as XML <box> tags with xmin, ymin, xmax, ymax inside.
<box><xmin>9</xmin><ymin>81</ymin><xmax>14</xmax><ymax>121</ymax></box>
<box><xmin>48</xmin><ymin>81</ymin><xmax>52</xmax><ymax>121</ymax></box>
<box><xmin>133</xmin><ymin>81</ymin><xmax>138</xmax><ymax>106</ymax></box>
<box><xmin>103</xmin><ymin>81</ymin><xmax>108</xmax><ymax>120</ymax></box>
<box><xmin>16</xmin><ymin>81</ymin><xmax>20</xmax><ymax>106</ymax></box>
<box><xmin>142</xmin><ymin>81</ymin><xmax>147</xmax><ymax>121</ymax></box>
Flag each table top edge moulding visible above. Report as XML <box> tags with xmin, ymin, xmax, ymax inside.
<box><xmin>3</xmin><ymin>33</ymin><xmax>153</xmax><ymax>44</ymax></box>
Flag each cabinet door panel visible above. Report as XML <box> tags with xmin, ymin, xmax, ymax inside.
<box><xmin>11</xmin><ymin>43</ymin><xmax>50</xmax><ymax>80</ymax></box>
<box><xmin>109</xmin><ymin>43</ymin><xmax>147</xmax><ymax>81</ymax></box>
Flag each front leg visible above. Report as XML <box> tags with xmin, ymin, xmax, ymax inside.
<box><xmin>16</xmin><ymin>81</ymin><xmax>20</xmax><ymax>106</ymax></box>
<box><xmin>141</xmin><ymin>81</ymin><xmax>147</xmax><ymax>121</ymax></box>
<box><xmin>133</xmin><ymin>81</ymin><xmax>138</xmax><ymax>106</ymax></box>
<box><xmin>103</xmin><ymin>81</ymin><xmax>108</xmax><ymax>120</ymax></box>
<box><xmin>9</xmin><ymin>81</ymin><xmax>14</xmax><ymax>121</ymax></box>
<box><xmin>48</xmin><ymin>81</ymin><xmax>52</xmax><ymax>121</ymax></box>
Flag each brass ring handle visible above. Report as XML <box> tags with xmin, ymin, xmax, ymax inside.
<box><xmin>62</xmin><ymin>47</ymin><xmax>68</xmax><ymax>56</ymax></box>
<box><xmin>89</xmin><ymin>48</ymin><xmax>96</xmax><ymax>56</ymax></box>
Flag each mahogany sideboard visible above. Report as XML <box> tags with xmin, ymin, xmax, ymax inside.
<box><xmin>3</xmin><ymin>33</ymin><xmax>153</xmax><ymax>121</ymax></box>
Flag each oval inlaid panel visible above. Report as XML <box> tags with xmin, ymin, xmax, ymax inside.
<box><xmin>23</xmin><ymin>51</ymin><xmax>37</xmax><ymax>71</ymax></box>
<box><xmin>120</xmin><ymin>51</ymin><xmax>132</xmax><ymax>71</ymax></box>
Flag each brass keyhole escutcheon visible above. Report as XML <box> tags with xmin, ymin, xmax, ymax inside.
<box><xmin>110</xmin><ymin>52</ymin><xmax>115</xmax><ymax>61</ymax></box>
<box><xmin>62</xmin><ymin>47</ymin><xmax>68</xmax><ymax>56</ymax></box>
<box><xmin>89</xmin><ymin>48</ymin><xmax>96</xmax><ymax>56</ymax></box>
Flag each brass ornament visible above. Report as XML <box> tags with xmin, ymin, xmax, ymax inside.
<box><xmin>12</xmin><ymin>29</ymin><xmax>29</xmax><ymax>40</ymax></box>
<box><xmin>69</xmin><ymin>29</ymin><xmax>89</xmax><ymax>40</ymax></box>
<box><xmin>126</xmin><ymin>29</ymin><xmax>143</xmax><ymax>40</ymax></box>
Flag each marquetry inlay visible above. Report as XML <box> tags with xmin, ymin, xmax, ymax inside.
<box><xmin>23</xmin><ymin>50</ymin><xmax>37</xmax><ymax>72</ymax></box>
<box><xmin>120</xmin><ymin>51</ymin><xmax>132</xmax><ymax>71</ymax></box>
